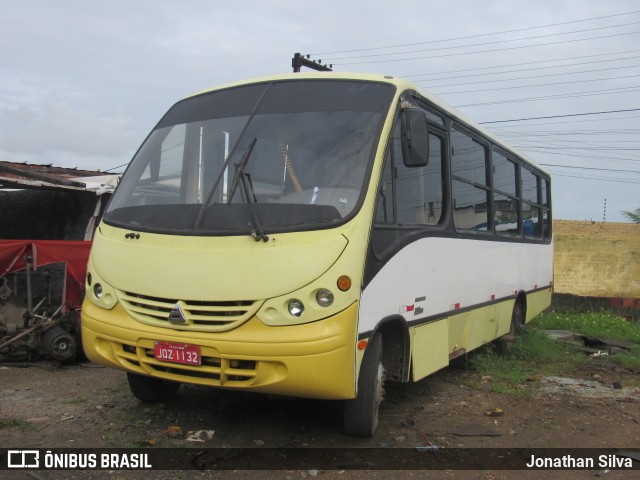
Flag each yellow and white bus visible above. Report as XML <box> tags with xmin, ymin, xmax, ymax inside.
<box><xmin>82</xmin><ymin>73</ymin><xmax>552</xmax><ymax>436</ymax></box>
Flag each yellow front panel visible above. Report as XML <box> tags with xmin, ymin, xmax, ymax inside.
<box><xmin>82</xmin><ymin>300</ymin><xmax>358</xmax><ymax>400</ymax></box>
<box><xmin>93</xmin><ymin>223</ymin><xmax>349</xmax><ymax>302</ymax></box>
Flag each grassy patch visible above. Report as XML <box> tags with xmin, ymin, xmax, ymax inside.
<box><xmin>468</xmin><ymin>311</ymin><xmax>640</xmax><ymax>394</ymax></box>
<box><xmin>0</xmin><ymin>418</ymin><xmax>35</xmax><ymax>430</ymax></box>
<box><xmin>65</xmin><ymin>395</ymin><xmax>89</xmax><ymax>405</ymax></box>
<box><xmin>104</xmin><ymin>380</ymin><xmax>129</xmax><ymax>395</ymax></box>
<box><xmin>119</xmin><ymin>403</ymin><xmax>168</xmax><ymax>430</ymax></box>
<box><xmin>470</xmin><ymin>328</ymin><xmax>586</xmax><ymax>388</ymax></box>
<box><xmin>532</xmin><ymin>311</ymin><xmax>640</xmax><ymax>343</ymax></box>
<box><xmin>610</xmin><ymin>346</ymin><xmax>640</xmax><ymax>371</ymax></box>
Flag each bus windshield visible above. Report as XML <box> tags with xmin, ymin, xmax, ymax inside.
<box><xmin>105</xmin><ymin>80</ymin><xmax>395</xmax><ymax>235</ymax></box>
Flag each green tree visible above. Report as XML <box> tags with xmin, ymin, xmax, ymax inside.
<box><xmin>621</xmin><ymin>207</ymin><xmax>640</xmax><ymax>223</ymax></box>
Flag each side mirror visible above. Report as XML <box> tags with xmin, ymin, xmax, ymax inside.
<box><xmin>401</xmin><ymin>108</ymin><xmax>429</xmax><ymax>167</ymax></box>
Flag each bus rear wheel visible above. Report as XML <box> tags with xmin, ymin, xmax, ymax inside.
<box><xmin>127</xmin><ymin>372</ymin><xmax>181</xmax><ymax>402</ymax></box>
<box><xmin>344</xmin><ymin>334</ymin><xmax>385</xmax><ymax>437</ymax></box>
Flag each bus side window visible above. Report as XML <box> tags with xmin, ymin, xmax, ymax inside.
<box><xmin>451</xmin><ymin>127</ymin><xmax>489</xmax><ymax>231</ymax></box>
<box><xmin>522</xmin><ymin>167</ymin><xmax>542</xmax><ymax>238</ymax></box>
<box><xmin>395</xmin><ymin>133</ymin><xmax>444</xmax><ymax>226</ymax></box>
<box><xmin>542</xmin><ymin>179</ymin><xmax>552</xmax><ymax>240</ymax></box>
<box><xmin>493</xmin><ymin>151</ymin><xmax>520</xmax><ymax>236</ymax></box>
<box><xmin>375</xmin><ymin>116</ymin><xmax>445</xmax><ymax>227</ymax></box>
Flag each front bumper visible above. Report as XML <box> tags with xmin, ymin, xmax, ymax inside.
<box><xmin>81</xmin><ymin>300</ymin><xmax>357</xmax><ymax>400</ymax></box>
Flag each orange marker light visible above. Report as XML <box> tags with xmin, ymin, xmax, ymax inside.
<box><xmin>357</xmin><ymin>339</ymin><xmax>368</xmax><ymax>350</ymax></box>
<box><xmin>337</xmin><ymin>275</ymin><xmax>351</xmax><ymax>291</ymax></box>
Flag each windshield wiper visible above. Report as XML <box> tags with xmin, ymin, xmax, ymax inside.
<box><xmin>227</xmin><ymin>138</ymin><xmax>269</xmax><ymax>242</ymax></box>
<box><xmin>193</xmin><ymin>82</ymin><xmax>272</xmax><ymax>229</ymax></box>
<box><xmin>227</xmin><ymin>138</ymin><xmax>257</xmax><ymax>205</ymax></box>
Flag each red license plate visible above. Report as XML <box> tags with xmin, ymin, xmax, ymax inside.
<box><xmin>154</xmin><ymin>341</ymin><xmax>201</xmax><ymax>366</ymax></box>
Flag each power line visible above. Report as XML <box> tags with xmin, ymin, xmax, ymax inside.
<box><xmin>479</xmin><ymin>108</ymin><xmax>640</xmax><ymax>124</ymax></box>
<box><xmin>505</xmin><ymin>138</ymin><xmax>640</xmax><ymax>147</ymax></box>
<box><xmin>326</xmin><ymin>21</ymin><xmax>640</xmax><ymax>61</ymax></box>
<box><xmin>312</xmin><ymin>10</ymin><xmax>640</xmax><ymax>56</ymax></box>
<box><xmin>488</xmin><ymin>114</ymin><xmax>640</xmax><ymax>128</ymax></box>
<box><xmin>512</xmin><ymin>136</ymin><xmax>640</xmax><ymax>152</ymax></box>
<box><xmin>456</xmin><ymin>85</ymin><xmax>640</xmax><ymax>108</ymax></box>
<box><xmin>513</xmin><ymin>134</ymin><xmax>640</xmax><ymax>146</ymax></box>
<box><xmin>425</xmin><ymin>64</ymin><xmax>640</xmax><ymax>90</ymax></box>
<box><xmin>411</xmin><ymin>54</ymin><xmax>640</xmax><ymax>84</ymax></box>
<box><xmin>510</xmin><ymin>141</ymin><xmax>640</xmax><ymax>154</ymax></box>
<box><xmin>541</xmin><ymin>164</ymin><xmax>640</xmax><ymax>173</ymax></box>
<box><xmin>493</xmin><ymin>127</ymin><xmax>640</xmax><ymax>134</ymax></box>
<box><xmin>498</xmin><ymin>131</ymin><xmax>640</xmax><ymax>137</ymax></box>
<box><xmin>432</xmin><ymin>73</ymin><xmax>640</xmax><ymax>96</ymax></box>
<box><xmin>513</xmin><ymin>145</ymin><xmax>639</xmax><ymax>163</ymax></box>
<box><xmin>333</xmin><ymin>31</ymin><xmax>640</xmax><ymax>65</ymax></box>
<box><xmin>402</xmin><ymin>49</ymin><xmax>640</xmax><ymax>79</ymax></box>
<box><xmin>527</xmin><ymin>146</ymin><xmax>640</xmax><ymax>152</ymax></box>
<box><xmin>510</xmin><ymin>147</ymin><xmax>640</xmax><ymax>165</ymax></box>
<box><xmin>552</xmin><ymin>172</ymin><xmax>640</xmax><ymax>185</ymax></box>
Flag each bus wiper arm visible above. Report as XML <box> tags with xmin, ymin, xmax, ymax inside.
<box><xmin>194</xmin><ymin>82</ymin><xmax>272</xmax><ymax>229</ymax></box>
<box><xmin>242</xmin><ymin>172</ymin><xmax>269</xmax><ymax>242</ymax></box>
<box><xmin>227</xmin><ymin>139</ymin><xmax>269</xmax><ymax>242</ymax></box>
<box><xmin>227</xmin><ymin>138</ymin><xmax>257</xmax><ymax>205</ymax></box>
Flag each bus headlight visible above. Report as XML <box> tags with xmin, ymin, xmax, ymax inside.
<box><xmin>85</xmin><ymin>261</ymin><xmax>117</xmax><ymax>310</ymax></box>
<box><xmin>288</xmin><ymin>299</ymin><xmax>305</xmax><ymax>317</ymax></box>
<box><xmin>315</xmin><ymin>289</ymin><xmax>334</xmax><ymax>308</ymax></box>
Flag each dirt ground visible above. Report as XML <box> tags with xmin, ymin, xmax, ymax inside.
<box><xmin>1</xmin><ymin>356</ymin><xmax>639</xmax><ymax>480</ymax></box>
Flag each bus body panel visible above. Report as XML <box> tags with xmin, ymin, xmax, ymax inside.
<box><xmin>524</xmin><ymin>287</ymin><xmax>553</xmax><ymax>322</ymax></box>
<box><xmin>410</xmin><ymin>319</ymin><xmax>449</xmax><ymax>381</ymax></box>
<box><xmin>360</xmin><ymin>237</ymin><xmax>553</xmax><ymax>336</ymax></box>
<box><xmin>360</xmin><ymin>237</ymin><xmax>553</xmax><ymax>379</ymax></box>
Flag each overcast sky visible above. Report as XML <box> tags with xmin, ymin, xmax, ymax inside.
<box><xmin>1</xmin><ymin>0</ymin><xmax>639</xmax><ymax>222</ymax></box>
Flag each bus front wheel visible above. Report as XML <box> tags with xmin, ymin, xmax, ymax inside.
<box><xmin>127</xmin><ymin>372</ymin><xmax>181</xmax><ymax>402</ymax></box>
<box><xmin>343</xmin><ymin>334</ymin><xmax>385</xmax><ymax>436</ymax></box>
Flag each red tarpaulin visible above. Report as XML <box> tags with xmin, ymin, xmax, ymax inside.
<box><xmin>0</xmin><ymin>240</ymin><xmax>91</xmax><ymax>312</ymax></box>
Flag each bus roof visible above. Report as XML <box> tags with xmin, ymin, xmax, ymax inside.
<box><xmin>187</xmin><ymin>72</ymin><xmax>546</xmax><ymax>173</ymax></box>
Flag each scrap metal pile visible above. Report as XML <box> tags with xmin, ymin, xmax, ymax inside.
<box><xmin>0</xmin><ymin>161</ymin><xmax>118</xmax><ymax>362</ymax></box>
<box><xmin>0</xmin><ymin>240</ymin><xmax>92</xmax><ymax>362</ymax></box>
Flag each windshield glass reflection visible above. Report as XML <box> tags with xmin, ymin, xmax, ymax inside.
<box><xmin>105</xmin><ymin>80</ymin><xmax>395</xmax><ymax>235</ymax></box>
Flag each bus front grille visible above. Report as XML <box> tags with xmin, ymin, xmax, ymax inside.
<box><xmin>116</xmin><ymin>342</ymin><xmax>258</xmax><ymax>386</ymax></box>
<box><xmin>117</xmin><ymin>290</ymin><xmax>262</xmax><ymax>332</ymax></box>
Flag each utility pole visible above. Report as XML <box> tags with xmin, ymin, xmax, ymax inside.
<box><xmin>292</xmin><ymin>53</ymin><xmax>333</xmax><ymax>73</ymax></box>
<box><xmin>603</xmin><ymin>198</ymin><xmax>607</xmax><ymax>223</ymax></box>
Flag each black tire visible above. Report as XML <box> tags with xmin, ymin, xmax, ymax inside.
<box><xmin>495</xmin><ymin>299</ymin><xmax>524</xmax><ymax>353</ymax></box>
<box><xmin>72</xmin><ymin>313</ymin><xmax>88</xmax><ymax>362</ymax></box>
<box><xmin>127</xmin><ymin>372</ymin><xmax>181</xmax><ymax>402</ymax></box>
<box><xmin>344</xmin><ymin>334</ymin><xmax>385</xmax><ymax>437</ymax></box>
